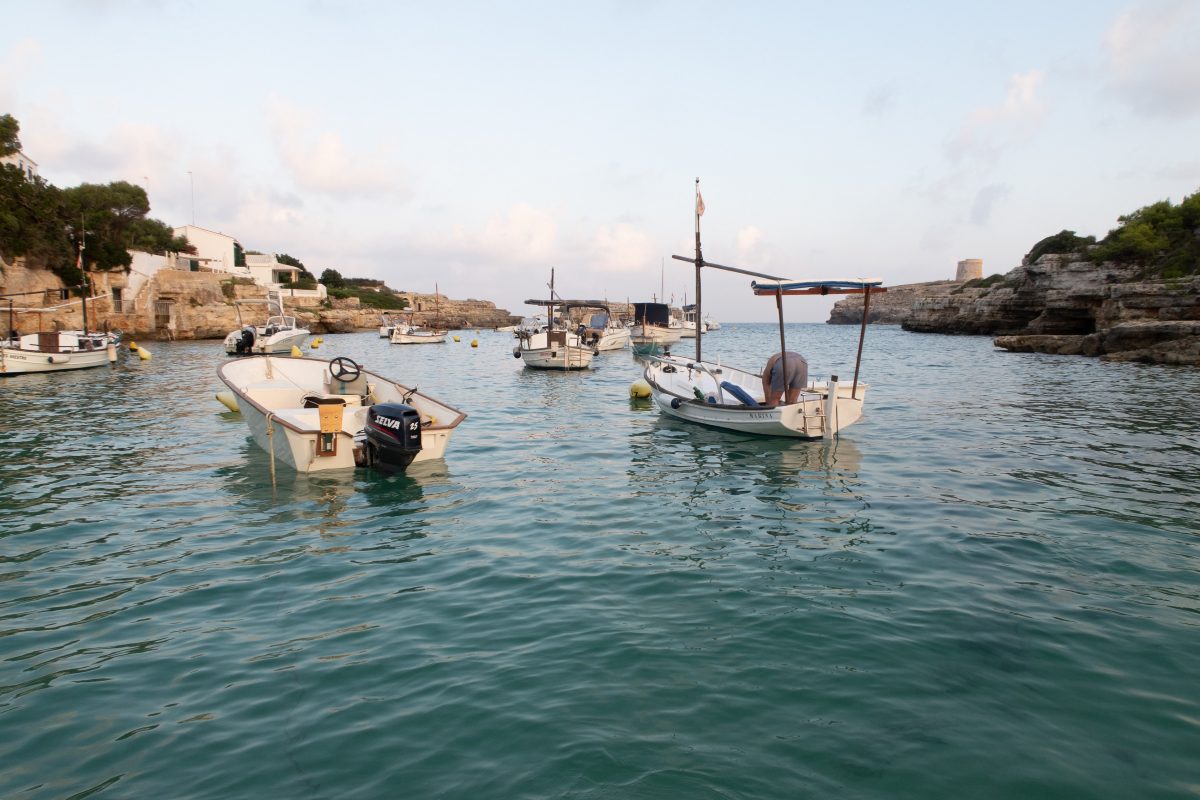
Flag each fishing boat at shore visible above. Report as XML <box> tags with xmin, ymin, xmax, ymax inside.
<box><xmin>218</xmin><ymin>354</ymin><xmax>466</xmax><ymax>474</ymax></box>
<box><xmin>391</xmin><ymin>285</ymin><xmax>448</xmax><ymax>344</ymax></box>
<box><xmin>643</xmin><ymin>180</ymin><xmax>885</xmax><ymax>439</ymax></box>
<box><xmin>224</xmin><ymin>290</ymin><xmax>309</xmax><ymax>355</ymax></box>
<box><xmin>1</xmin><ymin>281</ymin><xmax>120</xmax><ymax>375</ymax></box>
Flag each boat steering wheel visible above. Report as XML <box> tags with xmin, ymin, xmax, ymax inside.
<box><xmin>329</xmin><ymin>356</ymin><xmax>361</xmax><ymax>382</ymax></box>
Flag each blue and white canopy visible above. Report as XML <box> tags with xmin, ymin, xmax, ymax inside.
<box><xmin>750</xmin><ymin>278</ymin><xmax>885</xmax><ymax>296</ymax></box>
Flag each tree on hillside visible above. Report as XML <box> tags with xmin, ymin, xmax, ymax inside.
<box><xmin>276</xmin><ymin>253</ymin><xmax>311</xmax><ymax>275</ymax></box>
<box><xmin>0</xmin><ymin>113</ymin><xmax>20</xmax><ymax>156</ymax></box>
<box><xmin>319</xmin><ymin>268</ymin><xmax>345</xmax><ymax>288</ymax></box>
<box><xmin>1090</xmin><ymin>190</ymin><xmax>1200</xmax><ymax>276</ymax></box>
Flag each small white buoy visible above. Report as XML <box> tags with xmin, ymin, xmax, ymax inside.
<box><xmin>630</xmin><ymin>379</ymin><xmax>652</xmax><ymax>399</ymax></box>
<box><xmin>107</xmin><ymin>343</ymin><xmax>117</xmax><ymax>363</ymax></box>
<box><xmin>216</xmin><ymin>391</ymin><xmax>240</xmax><ymax>412</ymax></box>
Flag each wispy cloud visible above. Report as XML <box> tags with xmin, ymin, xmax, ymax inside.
<box><xmin>945</xmin><ymin>70</ymin><xmax>1046</xmax><ymax>164</ymax></box>
<box><xmin>1104</xmin><ymin>0</ymin><xmax>1200</xmax><ymax>118</ymax></box>
<box><xmin>970</xmin><ymin>183</ymin><xmax>1012</xmax><ymax>225</ymax></box>
<box><xmin>590</xmin><ymin>222</ymin><xmax>654</xmax><ymax>272</ymax></box>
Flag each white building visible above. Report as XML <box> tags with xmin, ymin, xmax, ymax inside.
<box><xmin>1</xmin><ymin>150</ymin><xmax>39</xmax><ymax>181</ymax></box>
<box><xmin>172</xmin><ymin>225</ymin><xmax>247</xmax><ymax>275</ymax></box>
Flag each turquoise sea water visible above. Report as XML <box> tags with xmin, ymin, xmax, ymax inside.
<box><xmin>2</xmin><ymin>324</ymin><xmax>1198</xmax><ymax>799</ymax></box>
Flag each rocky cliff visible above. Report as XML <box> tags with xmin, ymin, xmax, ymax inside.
<box><xmin>0</xmin><ymin>256</ymin><xmax>521</xmax><ymax>339</ymax></box>
<box><xmin>828</xmin><ymin>255</ymin><xmax>1200</xmax><ymax>365</ymax></box>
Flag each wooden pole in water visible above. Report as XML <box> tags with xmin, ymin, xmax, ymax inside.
<box><xmin>851</xmin><ymin>285</ymin><xmax>871</xmax><ymax>400</ymax></box>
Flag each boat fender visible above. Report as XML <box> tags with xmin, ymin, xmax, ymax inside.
<box><xmin>662</xmin><ymin>364</ymin><xmax>677</xmax><ymax>373</ymax></box>
<box><xmin>47</xmin><ymin>354</ymin><xmax>70</xmax><ymax>364</ymax></box>
<box><xmin>670</xmin><ymin>397</ymin><xmax>682</xmax><ymax>409</ymax></box>
<box><xmin>513</xmin><ymin>347</ymin><xmax>522</xmax><ymax>358</ymax></box>
<box><xmin>720</xmin><ymin>381</ymin><xmax>760</xmax><ymax>408</ymax></box>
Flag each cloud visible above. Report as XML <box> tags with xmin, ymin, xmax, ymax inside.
<box><xmin>1104</xmin><ymin>1</ymin><xmax>1200</xmax><ymax>118</ymax></box>
<box><xmin>862</xmin><ymin>85</ymin><xmax>895</xmax><ymax>117</ymax></box>
<box><xmin>970</xmin><ymin>183</ymin><xmax>1012</xmax><ymax>225</ymax></box>
<box><xmin>0</xmin><ymin>39</ymin><xmax>40</xmax><ymax>111</ymax></box>
<box><xmin>590</xmin><ymin>222</ymin><xmax>654</xmax><ymax>272</ymax></box>
<box><xmin>945</xmin><ymin>70</ymin><xmax>1045</xmax><ymax>163</ymax></box>
<box><xmin>265</xmin><ymin>96</ymin><xmax>406</xmax><ymax>198</ymax></box>
<box><xmin>479</xmin><ymin>203</ymin><xmax>559</xmax><ymax>263</ymax></box>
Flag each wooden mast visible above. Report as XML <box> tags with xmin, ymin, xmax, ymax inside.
<box><xmin>694</xmin><ymin>178</ymin><xmax>703</xmax><ymax>365</ymax></box>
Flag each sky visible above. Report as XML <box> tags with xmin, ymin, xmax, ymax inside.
<box><xmin>2</xmin><ymin>1</ymin><xmax>1199</xmax><ymax>322</ymax></box>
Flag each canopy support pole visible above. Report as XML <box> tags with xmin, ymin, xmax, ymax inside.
<box><xmin>776</xmin><ymin>287</ymin><xmax>787</xmax><ymax>401</ymax></box>
<box><xmin>851</xmin><ymin>285</ymin><xmax>871</xmax><ymax>399</ymax></box>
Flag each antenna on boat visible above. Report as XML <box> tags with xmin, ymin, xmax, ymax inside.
<box><xmin>694</xmin><ymin>177</ymin><xmax>704</xmax><ymax>364</ymax></box>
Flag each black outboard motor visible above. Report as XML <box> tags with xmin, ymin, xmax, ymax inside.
<box><xmin>236</xmin><ymin>326</ymin><xmax>255</xmax><ymax>354</ymax></box>
<box><xmin>362</xmin><ymin>403</ymin><xmax>422</xmax><ymax>472</ymax></box>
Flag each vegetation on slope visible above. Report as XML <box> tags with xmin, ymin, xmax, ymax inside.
<box><xmin>0</xmin><ymin>114</ymin><xmax>192</xmax><ymax>288</ymax></box>
<box><xmin>1026</xmin><ymin>189</ymin><xmax>1200</xmax><ymax>278</ymax></box>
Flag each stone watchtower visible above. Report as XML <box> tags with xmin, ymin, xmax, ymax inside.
<box><xmin>956</xmin><ymin>259</ymin><xmax>983</xmax><ymax>282</ymax></box>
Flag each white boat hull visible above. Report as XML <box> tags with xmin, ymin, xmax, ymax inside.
<box><xmin>1</xmin><ymin>344</ymin><xmax>113</xmax><ymax>374</ymax></box>
<box><xmin>224</xmin><ymin>328</ymin><xmax>309</xmax><ymax>355</ymax></box>
<box><xmin>391</xmin><ymin>331</ymin><xmax>448</xmax><ymax>344</ymax></box>
<box><xmin>644</xmin><ymin>356</ymin><xmax>867</xmax><ymax>439</ymax></box>
<box><xmin>218</xmin><ymin>355</ymin><xmax>465</xmax><ymax>473</ymax></box>
<box><xmin>521</xmin><ymin>346</ymin><xmax>594</xmax><ymax>369</ymax></box>
<box><xmin>1</xmin><ymin>332</ymin><xmax>117</xmax><ymax>375</ymax></box>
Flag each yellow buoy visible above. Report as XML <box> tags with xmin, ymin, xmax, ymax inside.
<box><xmin>290</xmin><ymin>345</ymin><xmax>303</xmax><ymax>357</ymax></box>
<box><xmin>310</xmin><ymin>339</ymin><xmax>320</xmax><ymax>349</ymax></box>
<box><xmin>470</xmin><ymin>339</ymin><xmax>478</xmax><ymax>348</ymax></box>
<box><xmin>128</xmin><ymin>340</ymin><xmax>138</xmax><ymax>351</ymax></box>
<box><xmin>136</xmin><ymin>345</ymin><xmax>152</xmax><ymax>360</ymax></box>
<box><xmin>630</xmin><ymin>379</ymin><xmax>652</xmax><ymax>399</ymax></box>
<box><xmin>215</xmin><ymin>390</ymin><xmax>240</xmax><ymax>412</ymax></box>
<box><xmin>453</xmin><ymin>336</ymin><xmax>461</xmax><ymax>342</ymax></box>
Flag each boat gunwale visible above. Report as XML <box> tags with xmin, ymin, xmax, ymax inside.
<box><xmin>217</xmin><ymin>356</ymin><xmax>468</xmax><ymax>435</ymax></box>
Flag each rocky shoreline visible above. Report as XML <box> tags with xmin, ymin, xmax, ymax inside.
<box><xmin>829</xmin><ymin>254</ymin><xmax>1200</xmax><ymax>366</ymax></box>
<box><xmin>0</xmin><ymin>257</ymin><xmax>521</xmax><ymax>340</ymax></box>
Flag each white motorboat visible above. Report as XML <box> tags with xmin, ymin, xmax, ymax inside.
<box><xmin>702</xmin><ymin>313</ymin><xmax>721</xmax><ymax>331</ymax></box>
<box><xmin>225</xmin><ymin>290</ymin><xmax>309</xmax><ymax>355</ymax></box>
<box><xmin>560</xmin><ymin>301</ymin><xmax>630</xmax><ymax>351</ymax></box>
<box><xmin>218</xmin><ymin>354</ymin><xmax>466</xmax><ymax>474</ymax></box>
<box><xmin>643</xmin><ymin>181</ymin><xmax>885</xmax><ymax>439</ymax></box>
<box><xmin>630</xmin><ymin>302</ymin><xmax>682</xmax><ymax>354</ymax></box>
<box><xmin>512</xmin><ymin>271</ymin><xmax>594</xmax><ymax>370</ymax></box>
<box><xmin>680</xmin><ymin>304</ymin><xmax>707</xmax><ymax>338</ymax></box>
<box><xmin>1</xmin><ymin>329</ymin><xmax>117</xmax><ymax>375</ymax></box>
<box><xmin>378</xmin><ymin>314</ymin><xmax>396</xmax><ymax>338</ymax></box>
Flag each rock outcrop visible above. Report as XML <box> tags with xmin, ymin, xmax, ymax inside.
<box><xmin>828</xmin><ymin>255</ymin><xmax>1200</xmax><ymax>365</ymax></box>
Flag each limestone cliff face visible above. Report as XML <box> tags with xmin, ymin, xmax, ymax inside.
<box><xmin>0</xmin><ymin>256</ymin><xmax>520</xmax><ymax>339</ymax></box>
<box><xmin>828</xmin><ymin>255</ymin><xmax>1200</xmax><ymax>365</ymax></box>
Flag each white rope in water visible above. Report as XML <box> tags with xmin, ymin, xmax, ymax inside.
<box><xmin>266</xmin><ymin>411</ymin><xmax>277</xmax><ymax>488</ymax></box>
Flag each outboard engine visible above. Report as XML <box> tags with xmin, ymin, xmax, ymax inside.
<box><xmin>361</xmin><ymin>403</ymin><xmax>422</xmax><ymax>472</ymax></box>
<box><xmin>236</xmin><ymin>326</ymin><xmax>255</xmax><ymax>354</ymax></box>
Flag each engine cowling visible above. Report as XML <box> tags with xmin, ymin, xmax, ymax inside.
<box><xmin>362</xmin><ymin>403</ymin><xmax>422</xmax><ymax>472</ymax></box>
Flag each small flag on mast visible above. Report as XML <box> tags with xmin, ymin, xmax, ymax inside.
<box><xmin>696</xmin><ymin>192</ymin><xmax>705</xmax><ymax>217</ymax></box>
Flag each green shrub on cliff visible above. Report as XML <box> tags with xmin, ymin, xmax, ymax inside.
<box><xmin>1025</xmin><ymin>230</ymin><xmax>1096</xmax><ymax>264</ymax></box>
<box><xmin>1088</xmin><ymin>190</ymin><xmax>1200</xmax><ymax>277</ymax></box>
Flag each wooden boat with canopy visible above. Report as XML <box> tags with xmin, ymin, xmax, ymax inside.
<box><xmin>642</xmin><ymin>181</ymin><xmax>885</xmax><ymax>439</ymax></box>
